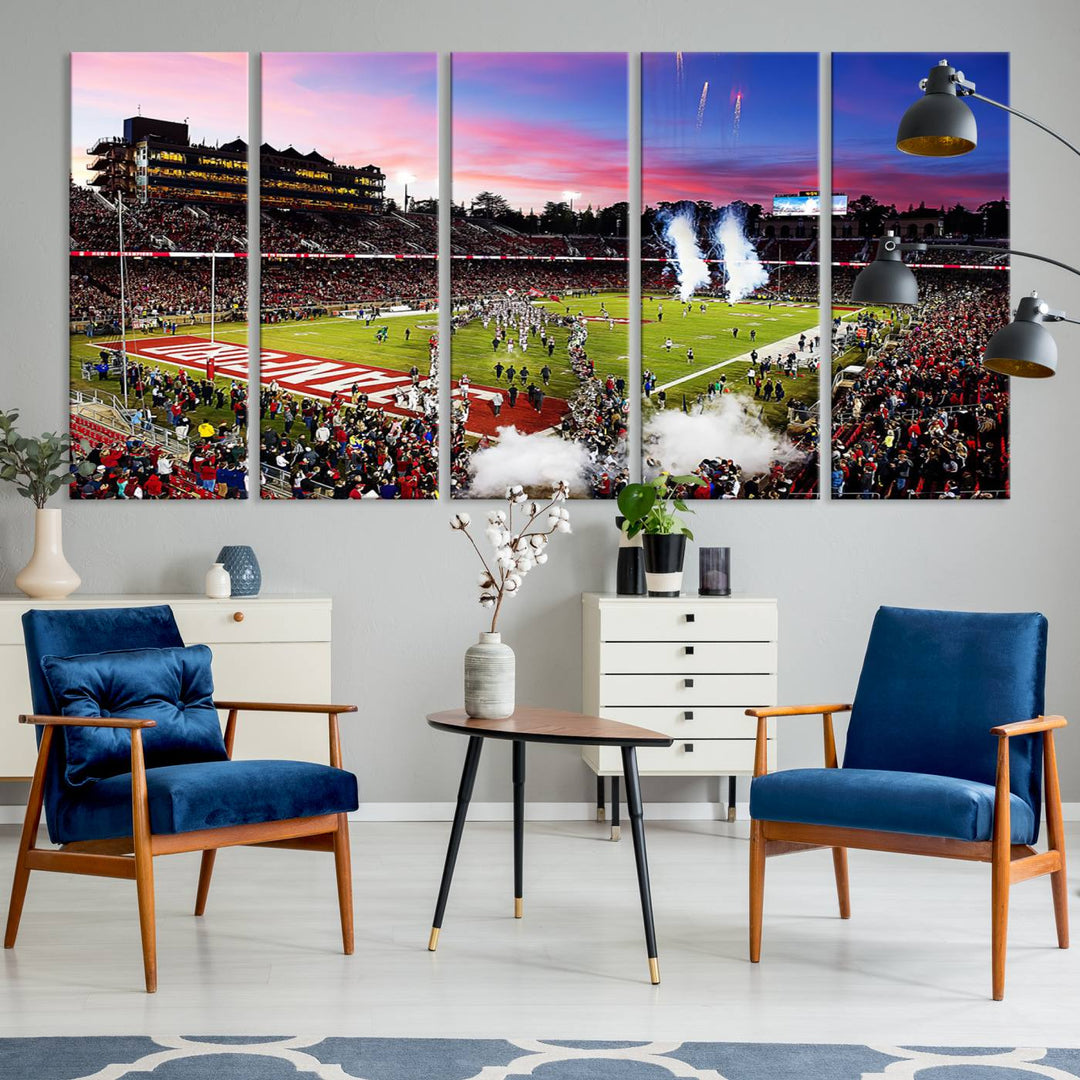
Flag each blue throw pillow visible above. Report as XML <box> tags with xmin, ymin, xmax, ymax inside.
<box><xmin>40</xmin><ymin>645</ymin><xmax>228</xmax><ymax>786</ymax></box>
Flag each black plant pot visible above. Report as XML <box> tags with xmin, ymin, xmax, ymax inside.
<box><xmin>615</xmin><ymin>515</ymin><xmax>646</xmax><ymax>596</ymax></box>
<box><xmin>642</xmin><ymin>533</ymin><xmax>687</xmax><ymax>597</ymax></box>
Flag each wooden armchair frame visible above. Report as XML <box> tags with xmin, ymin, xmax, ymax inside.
<box><xmin>747</xmin><ymin>703</ymin><xmax>1069</xmax><ymax>1001</ymax></box>
<box><xmin>4</xmin><ymin>700</ymin><xmax>358</xmax><ymax>993</ymax></box>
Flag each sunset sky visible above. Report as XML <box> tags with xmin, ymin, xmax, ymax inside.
<box><xmin>453</xmin><ymin>52</ymin><xmax>628</xmax><ymax>212</ymax></box>
<box><xmin>71</xmin><ymin>52</ymin><xmax>247</xmax><ymax>185</ymax></box>
<box><xmin>833</xmin><ymin>52</ymin><xmax>1009</xmax><ymax>209</ymax></box>
<box><xmin>262</xmin><ymin>53</ymin><xmax>438</xmax><ymax>203</ymax></box>
<box><xmin>643</xmin><ymin>52</ymin><xmax>818</xmax><ymax>208</ymax></box>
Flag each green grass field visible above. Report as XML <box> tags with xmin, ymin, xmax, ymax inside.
<box><xmin>642</xmin><ymin>295</ymin><xmax>824</xmax><ymax>429</ymax></box>
<box><xmin>450</xmin><ymin>293</ymin><xmax>630</xmax><ymax>402</ymax></box>
<box><xmin>69</xmin><ymin>311</ymin><xmax>440</xmax><ymax>440</ymax></box>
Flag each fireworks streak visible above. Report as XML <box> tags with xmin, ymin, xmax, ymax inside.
<box><xmin>675</xmin><ymin>51</ymin><xmax>684</xmax><ymax>86</ymax></box>
<box><xmin>696</xmin><ymin>81</ymin><xmax>709</xmax><ymax>130</ymax></box>
<box><xmin>732</xmin><ymin>89</ymin><xmax>742</xmax><ymax>144</ymax></box>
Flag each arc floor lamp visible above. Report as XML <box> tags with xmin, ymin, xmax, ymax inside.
<box><xmin>851</xmin><ymin>59</ymin><xmax>1079</xmax><ymax>378</ymax></box>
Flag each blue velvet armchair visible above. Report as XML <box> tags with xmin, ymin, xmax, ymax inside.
<box><xmin>4</xmin><ymin>605</ymin><xmax>360</xmax><ymax>993</ymax></box>
<box><xmin>747</xmin><ymin>606</ymin><xmax>1068</xmax><ymax>1001</ymax></box>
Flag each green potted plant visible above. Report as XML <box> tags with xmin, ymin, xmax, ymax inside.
<box><xmin>617</xmin><ymin>474</ymin><xmax>704</xmax><ymax>597</ymax></box>
<box><xmin>0</xmin><ymin>408</ymin><xmax>90</xmax><ymax>598</ymax></box>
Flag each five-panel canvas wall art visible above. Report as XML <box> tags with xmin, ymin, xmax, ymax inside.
<box><xmin>67</xmin><ymin>51</ymin><xmax>1010</xmax><ymax>501</ymax></box>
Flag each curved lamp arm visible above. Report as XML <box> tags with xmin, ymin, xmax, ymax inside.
<box><xmin>966</xmin><ymin>91</ymin><xmax>1080</xmax><ymax>161</ymax></box>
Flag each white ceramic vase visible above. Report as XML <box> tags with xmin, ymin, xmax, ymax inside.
<box><xmin>464</xmin><ymin>631</ymin><xmax>515</xmax><ymax>719</ymax></box>
<box><xmin>204</xmin><ymin>562</ymin><xmax>232</xmax><ymax>599</ymax></box>
<box><xmin>15</xmin><ymin>508</ymin><xmax>81</xmax><ymax>600</ymax></box>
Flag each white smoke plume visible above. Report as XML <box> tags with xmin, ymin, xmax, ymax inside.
<box><xmin>660</xmin><ymin>211</ymin><xmax>711</xmax><ymax>302</ymax></box>
<box><xmin>468</xmin><ymin>427</ymin><xmax>593</xmax><ymax>497</ymax></box>
<box><xmin>713</xmin><ymin>207</ymin><xmax>770</xmax><ymax>303</ymax></box>
<box><xmin>644</xmin><ymin>396</ymin><xmax>798</xmax><ymax>479</ymax></box>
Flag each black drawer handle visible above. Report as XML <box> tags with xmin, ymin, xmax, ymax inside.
<box><xmin>684</xmin><ymin>645</ymin><xmax>695</xmax><ymax>655</ymax></box>
<box><xmin>685</xmin><ymin>613</ymin><xmax>695</xmax><ymax>623</ymax></box>
<box><xmin>684</xmin><ymin>710</ymin><xmax>694</xmax><ymax>721</ymax></box>
<box><xmin>684</xmin><ymin>742</ymin><xmax>694</xmax><ymax>752</ymax></box>
<box><xmin>684</xmin><ymin>678</ymin><xmax>694</xmax><ymax>689</ymax></box>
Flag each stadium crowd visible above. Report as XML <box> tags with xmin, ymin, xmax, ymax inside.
<box><xmin>831</xmin><ymin>271</ymin><xmax>1010</xmax><ymax>498</ymax></box>
<box><xmin>258</xmin><ymin>338</ymin><xmax>439</xmax><ymax>499</ymax></box>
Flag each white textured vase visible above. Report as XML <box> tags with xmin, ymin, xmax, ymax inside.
<box><xmin>464</xmin><ymin>631</ymin><xmax>516</xmax><ymax>719</ymax></box>
<box><xmin>15</xmin><ymin>508</ymin><xmax>81</xmax><ymax>600</ymax></box>
<box><xmin>204</xmin><ymin>562</ymin><xmax>231</xmax><ymax>599</ymax></box>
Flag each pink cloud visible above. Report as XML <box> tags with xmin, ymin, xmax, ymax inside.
<box><xmin>71</xmin><ymin>52</ymin><xmax>247</xmax><ymax>183</ymax></box>
<box><xmin>453</xmin><ymin>113</ymin><xmax>627</xmax><ymax>210</ymax></box>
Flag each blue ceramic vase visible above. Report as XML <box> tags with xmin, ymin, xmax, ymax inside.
<box><xmin>216</xmin><ymin>545</ymin><xmax>261</xmax><ymax>597</ymax></box>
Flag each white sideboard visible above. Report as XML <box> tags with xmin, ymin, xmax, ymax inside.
<box><xmin>0</xmin><ymin>594</ymin><xmax>334</xmax><ymax>781</ymax></box>
<box><xmin>582</xmin><ymin>592</ymin><xmax>778</xmax><ymax>828</ymax></box>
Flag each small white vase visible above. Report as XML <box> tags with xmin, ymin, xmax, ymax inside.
<box><xmin>204</xmin><ymin>562</ymin><xmax>231</xmax><ymax>599</ymax></box>
<box><xmin>464</xmin><ymin>631</ymin><xmax>515</xmax><ymax>719</ymax></box>
<box><xmin>15</xmin><ymin>508</ymin><xmax>81</xmax><ymax>600</ymax></box>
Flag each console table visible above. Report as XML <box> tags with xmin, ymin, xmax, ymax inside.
<box><xmin>0</xmin><ymin>594</ymin><xmax>334</xmax><ymax>781</ymax></box>
<box><xmin>582</xmin><ymin>592</ymin><xmax>779</xmax><ymax>837</ymax></box>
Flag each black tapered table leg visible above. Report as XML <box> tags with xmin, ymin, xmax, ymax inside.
<box><xmin>728</xmin><ymin>775</ymin><xmax>738</xmax><ymax>823</ymax></box>
<box><xmin>513</xmin><ymin>740</ymin><xmax>525</xmax><ymax>918</ymax></box>
<box><xmin>610</xmin><ymin>775</ymin><xmax>621</xmax><ymax>841</ymax></box>
<box><xmin>596</xmin><ymin>774</ymin><xmax>606</xmax><ymax>823</ymax></box>
<box><xmin>621</xmin><ymin>745</ymin><xmax>660</xmax><ymax>984</ymax></box>
<box><xmin>429</xmin><ymin>735</ymin><xmax>484</xmax><ymax>950</ymax></box>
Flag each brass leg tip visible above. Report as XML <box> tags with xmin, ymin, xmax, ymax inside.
<box><xmin>428</xmin><ymin>927</ymin><xmax>440</xmax><ymax>951</ymax></box>
<box><xmin>610</xmin><ymin>826</ymin><xmax>621</xmax><ymax>842</ymax></box>
<box><xmin>596</xmin><ymin>808</ymin><xmax>606</xmax><ymax>822</ymax></box>
<box><xmin>648</xmin><ymin>957</ymin><xmax>660</xmax><ymax>984</ymax></box>
<box><xmin>514</xmin><ymin>897</ymin><xmax>523</xmax><ymax>919</ymax></box>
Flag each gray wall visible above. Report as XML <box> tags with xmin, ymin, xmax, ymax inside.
<box><xmin>3</xmin><ymin>0</ymin><xmax>1079</xmax><ymax>807</ymax></box>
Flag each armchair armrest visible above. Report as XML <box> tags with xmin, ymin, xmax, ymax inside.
<box><xmin>213</xmin><ymin>702</ymin><xmax>357</xmax><ymax>768</ymax></box>
<box><xmin>19</xmin><ymin>713</ymin><xmax>157</xmax><ymax>729</ymax></box>
<box><xmin>745</xmin><ymin>704</ymin><xmax>852</xmax><ymax>777</ymax></box>
<box><xmin>990</xmin><ymin>715</ymin><xmax>1067</xmax><ymax>738</ymax></box>
<box><xmin>745</xmin><ymin>703</ymin><xmax>852</xmax><ymax>719</ymax></box>
<box><xmin>213</xmin><ymin>701</ymin><xmax>357</xmax><ymax>715</ymax></box>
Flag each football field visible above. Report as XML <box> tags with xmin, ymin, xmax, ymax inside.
<box><xmin>642</xmin><ymin>295</ymin><xmax>823</xmax><ymax>429</ymax></box>
<box><xmin>450</xmin><ymin>291</ymin><xmax>631</xmax><ymax>405</ymax></box>
<box><xmin>70</xmin><ymin>311</ymin><xmax>440</xmax><ymax>441</ymax></box>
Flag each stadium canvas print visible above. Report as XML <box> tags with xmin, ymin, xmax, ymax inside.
<box><xmin>70</xmin><ymin>52</ymin><xmax>249</xmax><ymax>499</ymax></box>
<box><xmin>451</xmin><ymin>53</ymin><xmax>630</xmax><ymax>499</ymax></box>
<box><xmin>642</xmin><ymin>53</ymin><xmax>821</xmax><ymax>499</ymax></box>
<box><xmin>831</xmin><ymin>52</ymin><xmax>1010</xmax><ymax>499</ymax></box>
<box><xmin>260</xmin><ymin>53</ymin><xmax>438</xmax><ymax>500</ymax></box>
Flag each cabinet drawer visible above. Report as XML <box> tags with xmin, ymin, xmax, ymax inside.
<box><xmin>599</xmin><ymin>706</ymin><xmax>772</xmax><ymax>741</ymax></box>
<box><xmin>591</xmin><ymin>738</ymin><xmax>770</xmax><ymax>775</ymax></box>
<box><xmin>600</xmin><ymin>673</ymin><xmax>776</xmax><ymax>708</ymax></box>
<box><xmin>172</xmin><ymin>600</ymin><xmax>330</xmax><ymax>645</ymax></box>
<box><xmin>598</xmin><ymin>601</ymin><xmax>776</xmax><ymax>643</ymax></box>
<box><xmin>600</xmin><ymin>641</ymin><xmax>776</xmax><ymax>675</ymax></box>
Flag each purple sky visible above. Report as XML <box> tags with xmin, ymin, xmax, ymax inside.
<box><xmin>833</xmin><ymin>52</ymin><xmax>1009</xmax><ymax>208</ymax></box>
<box><xmin>643</xmin><ymin>52</ymin><xmax>818</xmax><ymax>207</ymax></box>
<box><xmin>71</xmin><ymin>53</ymin><xmax>247</xmax><ymax>185</ymax></box>
<box><xmin>453</xmin><ymin>52</ymin><xmax>628</xmax><ymax>212</ymax></box>
<box><xmin>262</xmin><ymin>53</ymin><xmax>438</xmax><ymax>202</ymax></box>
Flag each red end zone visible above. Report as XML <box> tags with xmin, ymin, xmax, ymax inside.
<box><xmin>97</xmin><ymin>334</ymin><xmax>566</xmax><ymax>437</ymax></box>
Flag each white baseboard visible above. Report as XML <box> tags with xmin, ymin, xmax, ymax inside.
<box><xmin>3</xmin><ymin>801</ymin><xmax>1080</xmax><ymax>826</ymax></box>
<box><xmin>349</xmin><ymin>801</ymin><xmax>748</xmax><ymax>823</ymax></box>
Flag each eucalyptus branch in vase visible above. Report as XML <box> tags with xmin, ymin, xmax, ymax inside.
<box><xmin>451</xmin><ymin>482</ymin><xmax>571</xmax><ymax>634</ymax></box>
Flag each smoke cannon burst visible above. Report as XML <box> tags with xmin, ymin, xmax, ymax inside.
<box><xmin>660</xmin><ymin>211</ymin><xmax>711</xmax><ymax>302</ymax></box>
<box><xmin>732</xmin><ymin>89</ymin><xmax>742</xmax><ymax>145</ymax></box>
<box><xmin>467</xmin><ymin>427</ymin><xmax>592</xmax><ymax>497</ymax></box>
<box><xmin>675</xmin><ymin>51</ymin><xmax>684</xmax><ymax>87</ymax></box>
<box><xmin>696</xmin><ymin>81</ymin><xmax>709</xmax><ymax>130</ymax></box>
<box><xmin>713</xmin><ymin>207</ymin><xmax>769</xmax><ymax>303</ymax></box>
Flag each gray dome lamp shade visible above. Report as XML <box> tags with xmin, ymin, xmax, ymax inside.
<box><xmin>851</xmin><ymin>235</ymin><xmax>920</xmax><ymax>305</ymax></box>
<box><xmin>897</xmin><ymin>61</ymin><xmax>978</xmax><ymax>157</ymax></box>
<box><xmin>982</xmin><ymin>295</ymin><xmax>1059</xmax><ymax>378</ymax></box>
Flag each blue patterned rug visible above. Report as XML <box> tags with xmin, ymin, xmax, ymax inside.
<box><xmin>2</xmin><ymin>1038</ymin><xmax>1079</xmax><ymax>1079</ymax></box>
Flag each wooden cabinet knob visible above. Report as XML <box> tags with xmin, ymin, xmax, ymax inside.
<box><xmin>233</xmin><ymin>611</ymin><xmax>245</xmax><ymax>623</ymax></box>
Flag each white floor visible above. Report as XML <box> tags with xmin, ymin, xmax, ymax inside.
<box><xmin>1</xmin><ymin>819</ymin><xmax>1077</xmax><ymax>1047</ymax></box>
